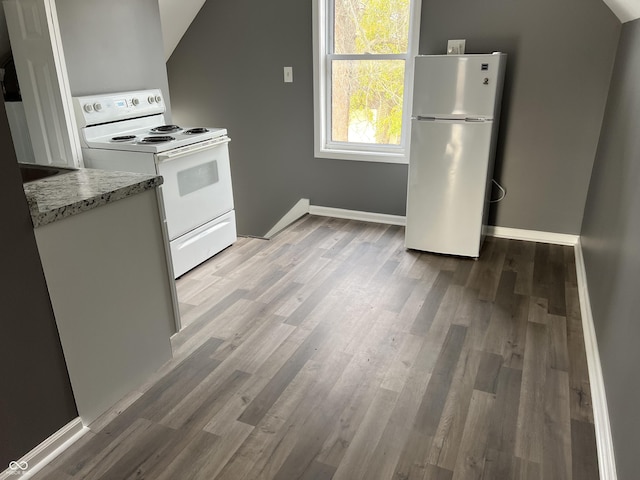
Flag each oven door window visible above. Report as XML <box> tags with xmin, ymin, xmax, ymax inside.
<box><xmin>177</xmin><ymin>161</ymin><xmax>219</xmax><ymax>197</ymax></box>
<box><xmin>158</xmin><ymin>141</ymin><xmax>234</xmax><ymax>240</ymax></box>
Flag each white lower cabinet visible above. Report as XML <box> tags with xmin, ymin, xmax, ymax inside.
<box><xmin>34</xmin><ymin>189</ymin><xmax>175</xmax><ymax>425</ymax></box>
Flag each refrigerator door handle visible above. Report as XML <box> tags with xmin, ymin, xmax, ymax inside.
<box><xmin>464</xmin><ymin>117</ymin><xmax>487</xmax><ymax>122</ymax></box>
<box><xmin>414</xmin><ymin>115</ymin><xmax>436</xmax><ymax>121</ymax></box>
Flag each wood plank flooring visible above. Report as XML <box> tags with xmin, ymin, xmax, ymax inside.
<box><xmin>32</xmin><ymin>215</ymin><xmax>599</xmax><ymax>480</ymax></box>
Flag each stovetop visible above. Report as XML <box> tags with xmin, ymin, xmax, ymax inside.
<box><xmin>79</xmin><ymin>115</ymin><xmax>228</xmax><ymax>154</ymax></box>
<box><xmin>73</xmin><ymin>89</ymin><xmax>228</xmax><ymax>154</ymax></box>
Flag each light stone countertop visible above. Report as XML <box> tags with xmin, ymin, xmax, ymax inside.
<box><xmin>24</xmin><ymin>168</ymin><xmax>163</xmax><ymax>228</ymax></box>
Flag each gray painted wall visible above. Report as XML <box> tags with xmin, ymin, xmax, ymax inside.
<box><xmin>0</xmin><ymin>101</ymin><xmax>77</xmax><ymax>466</ymax></box>
<box><xmin>0</xmin><ymin>1</ymin><xmax>168</xmax><ymax>95</ymax></box>
<box><xmin>580</xmin><ymin>18</ymin><xmax>640</xmax><ymax>480</ymax></box>
<box><xmin>167</xmin><ymin>0</ymin><xmax>409</xmax><ymax>236</ymax></box>
<box><xmin>167</xmin><ymin>0</ymin><xmax>619</xmax><ymax>237</ymax></box>
<box><xmin>56</xmin><ymin>0</ymin><xmax>172</xmax><ymax>118</ymax></box>
<box><xmin>420</xmin><ymin>0</ymin><xmax>619</xmax><ymax>234</ymax></box>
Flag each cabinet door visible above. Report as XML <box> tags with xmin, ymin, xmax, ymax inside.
<box><xmin>4</xmin><ymin>0</ymin><xmax>82</xmax><ymax>167</ymax></box>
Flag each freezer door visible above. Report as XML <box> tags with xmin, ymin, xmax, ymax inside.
<box><xmin>405</xmin><ymin>119</ymin><xmax>493</xmax><ymax>257</ymax></box>
<box><xmin>412</xmin><ymin>54</ymin><xmax>505</xmax><ymax>118</ymax></box>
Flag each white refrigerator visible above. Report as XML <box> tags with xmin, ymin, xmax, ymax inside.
<box><xmin>405</xmin><ymin>53</ymin><xmax>507</xmax><ymax>257</ymax></box>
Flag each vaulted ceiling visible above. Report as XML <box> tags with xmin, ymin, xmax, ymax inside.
<box><xmin>601</xmin><ymin>0</ymin><xmax>640</xmax><ymax>22</ymax></box>
<box><xmin>158</xmin><ymin>0</ymin><xmax>206</xmax><ymax>61</ymax></box>
<box><xmin>0</xmin><ymin>1</ymin><xmax>638</xmax><ymax>76</ymax></box>
<box><xmin>157</xmin><ymin>0</ymin><xmax>640</xmax><ymax>61</ymax></box>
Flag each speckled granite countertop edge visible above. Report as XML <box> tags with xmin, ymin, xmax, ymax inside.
<box><xmin>23</xmin><ymin>168</ymin><xmax>163</xmax><ymax>228</ymax></box>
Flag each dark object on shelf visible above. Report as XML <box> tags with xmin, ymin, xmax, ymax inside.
<box><xmin>1</xmin><ymin>54</ymin><xmax>22</xmax><ymax>102</ymax></box>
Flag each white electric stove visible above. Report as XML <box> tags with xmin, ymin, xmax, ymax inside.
<box><xmin>73</xmin><ymin>89</ymin><xmax>237</xmax><ymax>278</ymax></box>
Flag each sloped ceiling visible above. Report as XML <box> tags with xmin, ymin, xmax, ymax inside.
<box><xmin>158</xmin><ymin>0</ymin><xmax>206</xmax><ymax>61</ymax></box>
<box><xmin>156</xmin><ymin>0</ymin><xmax>639</xmax><ymax>62</ymax></box>
<box><xmin>0</xmin><ymin>1</ymin><xmax>637</xmax><ymax>70</ymax></box>
<box><xmin>602</xmin><ymin>0</ymin><xmax>640</xmax><ymax>22</ymax></box>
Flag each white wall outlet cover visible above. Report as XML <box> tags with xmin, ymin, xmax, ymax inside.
<box><xmin>283</xmin><ymin>66</ymin><xmax>293</xmax><ymax>83</ymax></box>
<box><xmin>447</xmin><ymin>39</ymin><xmax>466</xmax><ymax>55</ymax></box>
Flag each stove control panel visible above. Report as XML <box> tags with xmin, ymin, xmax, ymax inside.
<box><xmin>73</xmin><ymin>89</ymin><xmax>165</xmax><ymax>128</ymax></box>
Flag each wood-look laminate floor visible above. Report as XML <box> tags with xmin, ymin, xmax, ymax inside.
<box><xmin>33</xmin><ymin>215</ymin><xmax>599</xmax><ymax>480</ymax></box>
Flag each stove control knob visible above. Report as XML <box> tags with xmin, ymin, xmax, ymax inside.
<box><xmin>155</xmin><ymin>95</ymin><xmax>162</xmax><ymax>103</ymax></box>
<box><xmin>148</xmin><ymin>96</ymin><xmax>155</xmax><ymax>104</ymax></box>
<box><xmin>83</xmin><ymin>103</ymin><xmax>94</xmax><ymax>113</ymax></box>
<box><xmin>93</xmin><ymin>102</ymin><xmax>103</xmax><ymax>112</ymax></box>
<box><xmin>132</xmin><ymin>98</ymin><xmax>140</xmax><ymax>106</ymax></box>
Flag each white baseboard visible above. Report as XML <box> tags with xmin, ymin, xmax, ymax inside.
<box><xmin>309</xmin><ymin>205</ymin><xmax>406</xmax><ymax>226</ymax></box>
<box><xmin>265</xmin><ymin>198</ymin><xmax>310</xmax><ymax>238</ymax></box>
<box><xmin>266</xmin><ymin>202</ymin><xmax>580</xmax><ymax>246</ymax></box>
<box><xmin>574</xmin><ymin>240</ymin><xmax>617</xmax><ymax>480</ymax></box>
<box><xmin>265</xmin><ymin>201</ymin><xmax>406</xmax><ymax>238</ymax></box>
<box><xmin>0</xmin><ymin>418</ymin><xmax>88</xmax><ymax>480</ymax></box>
<box><xmin>486</xmin><ymin>225</ymin><xmax>579</xmax><ymax>246</ymax></box>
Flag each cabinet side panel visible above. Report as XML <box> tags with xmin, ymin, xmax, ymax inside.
<box><xmin>35</xmin><ymin>189</ymin><xmax>174</xmax><ymax>424</ymax></box>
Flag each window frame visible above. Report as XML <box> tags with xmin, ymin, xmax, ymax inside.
<box><xmin>312</xmin><ymin>0</ymin><xmax>421</xmax><ymax>164</ymax></box>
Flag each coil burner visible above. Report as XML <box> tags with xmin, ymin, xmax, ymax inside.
<box><xmin>139</xmin><ymin>135</ymin><xmax>175</xmax><ymax>144</ymax></box>
<box><xmin>150</xmin><ymin>125</ymin><xmax>182</xmax><ymax>134</ymax></box>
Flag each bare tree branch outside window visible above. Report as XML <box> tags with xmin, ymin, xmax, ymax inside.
<box><xmin>331</xmin><ymin>0</ymin><xmax>410</xmax><ymax>146</ymax></box>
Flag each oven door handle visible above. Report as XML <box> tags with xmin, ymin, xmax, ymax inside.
<box><xmin>156</xmin><ymin>136</ymin><xmax>230</xmax><ymax>162</ymax></box>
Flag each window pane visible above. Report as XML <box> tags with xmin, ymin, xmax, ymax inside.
<box><xmin>334</xmin><ymin>0</ymin><xmax>410</xmax><ymax>54</ymax></box>
<box><xmin>331</xmin><ymin>59</ymin><xmax>405</xmax><ymax>145</ymax></box>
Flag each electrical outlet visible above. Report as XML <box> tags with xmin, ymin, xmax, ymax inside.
<box><xmin>447</xmin><ymin>39</ymin><xmax>466</xmax><ymax>55</ymax></box>
<box><xmin>284</xmin><ymin>66</ymin><xmax>293</xmax><ymax>83</ymax></box>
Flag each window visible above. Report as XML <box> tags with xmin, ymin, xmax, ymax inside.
<box><xmin>313</xmin><ymin>0</ymin><xmax>420</xmax><ymax>163</ymax></box>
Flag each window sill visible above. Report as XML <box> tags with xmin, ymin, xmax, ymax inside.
<box><xmin>314</xmin><ymin>147</ymin><xmax>408</xmax><ymax>164</ymax></box>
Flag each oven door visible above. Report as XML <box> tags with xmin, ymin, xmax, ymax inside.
<box><xmin>156</xmin><ymin>137</ymin><xmax>234</xmax><ymax>240</ymax></box>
